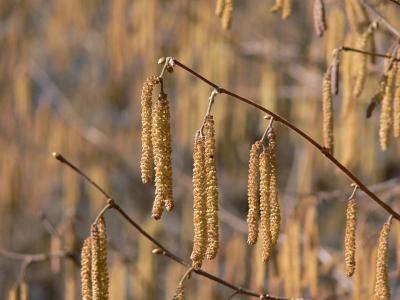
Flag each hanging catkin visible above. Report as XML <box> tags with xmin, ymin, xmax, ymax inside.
<box><xmin>140</xmin><ymin>76</ymin><xmax>160</xmax><ymax>184</ymax></box>
<box><xmin>19</xmin><ymin>281</ymin><xmax>28</xmax><ymax>300</ymax></box>
<box><xmin>268</xmin><ymin>129</ymin><xmax>280</xmax><ymax>247</ymax></box>
<box><xmin>152</xmin><ymin>93</ymin><xmax>174</xmax><ymax>219</ymax></box>
<box><xmin>215</xmin><ymin>0</ymin><xmax>224</xmax><ymax>17</ymax></box>
<box><xmin>81</xmin><ymin>237</ymin><xmax>93</xmax><ymax>300</ymax></box>
<box><xmin>373</xmin><ymin>216</ymin><xmax>392</xmax><ymax>300</ymax></box>
<box><xmin>282</xmin><ymin>0</ymin><xmax>292</xmax><ymax>19</ymax></box>
<box><xmin>379</xmin><ymin>60</ymin><xmax>397</xmax><ymax>151</ymax></box>
<box><xmin>222</xmin><ymin>0</ymin><xmax>233</xmax><ymax>30</ymax></box>
<box><xmin>259</xmin><ymin>148</ymin><xmax>272</xmax><ymax>262</ymax></box>
<box><xmin>393</xmin><ymin>51</ymin><xmax>400</xmax><ymax>138</ymax></box>
<box><xmin>322</xmin><ymin>71</ymin><xmax>334</xmax><ymax>154</ymax></box>
<box><xmin>344</xmin><ymin>197</ymin><xmax>357</xmax><ymax>277</ymax></box>
<box><xmin>353</xmin><ymin>25</ymin><xmax>375</xmax><ymax>97</ymax></box>
<box><xmin>331</xmin><ymin>49</ymin><xmax>340</xmax><ymax>95</ymax></box>
<box><xmin>190</xmin><ymin>133</ymin><xmax>207</xmax><ymax>269</ymax></box>
<box><xmin>91</xmin><ymin>217</ymin><xmax>109</xmax><ymax>300</ymax></box>
<box><xmin>204</xmin><ymin>115</ymin><xmax>219</xmax><ymax>260</ymax></box>
<box><xmin>313</xmin><ymin>0</ymin><xmax>327</xmax><ymax>37</ymax></box>
<box><xmin>247</xmin><ymin>141</ymin><xmax>261</xmax><ymax>245</ymax></box>
<box><xmin>172</xmin><ymin>283</ymin><xmax>184</xmax><ymax>300</ymax></box>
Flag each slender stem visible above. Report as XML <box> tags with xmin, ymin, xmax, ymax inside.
<box><xmin>340</xmin><ymin>46</ymin><xmax>399</xmax><ymax>61</ymax></box>
<box><xmin>171</xmin><ymin>58</ymin><xmax>400</xmax><ymax>222</ymax></box>
<box><xmin>52</xmin><ymin>152</ymin><xmax>112</xmax><ymax>200</ymax></box>
<box><xmin>360</xmin><ymin>0</ymin><xmax>400</xmax><ymax>39</ymax></box>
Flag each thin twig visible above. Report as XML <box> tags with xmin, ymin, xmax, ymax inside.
<box><xmin>340</xmin><ymin>46</ymin><xmax>400</xmax><ymax>61</ymax></box>
<box><xmin>360</xmin><ymin>0</ymin><xmax>400</xmax><ymax>39</ymax></box>
<box><xmin>53</xmin><ymin>153</ymin><xmax>297</xmax><ymax>300</ymax></box>
<box><xmin>170</xmin><ymin>58</ymin><xmax>400</xmax><ymax>222</ymax></box>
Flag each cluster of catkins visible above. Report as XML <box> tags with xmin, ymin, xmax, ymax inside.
<box><xmin>215</xmin><ymin>0</ymin><xmax>233</xmax><ymax>30</ymax></box>
<box><xmin>343</xmin><ymin>190</ymin><xmax>393</xmax><ymax>299</ymax></box>
<box><xmin>81</xmin><ymin>217</ymin><xmax>109</xmax><ymax>300</ymax></box>
<box><xmin>140</xmin><ymin>76</ymin><xmax>174</xmax><ymax>220</ymax></box>
<box><xmin>7</xmin><ymin>281</ymin><xmax>28</xmax><ymax>300</ymax></box>
<box><xmin>190</xmin><ymin>115</ymin><xmax>219</xmax><ymax>269</ymax></box>
<box><xmin>246</xmin><ymin>127</ymin><xmax>280</xmax><ymax>262</ymax></box>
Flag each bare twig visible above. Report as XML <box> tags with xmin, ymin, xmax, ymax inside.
<box><xmin>170</xmin><ymin>58</ymin><xmax>400</xmax><ymax>222</ymax></box>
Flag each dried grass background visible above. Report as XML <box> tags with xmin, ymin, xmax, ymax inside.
<box><xmin>1</xmin><ymin>0</ymin><xmax>400</xmax><ymax>299</ymax></box>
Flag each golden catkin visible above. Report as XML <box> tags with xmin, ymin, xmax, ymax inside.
<box><xmin>221</xmin><ymin>0</ymin><xmax>233</xmax><ymax>30</ymax></box>
<box><xmin>373</xmin><ymin>217</ymin><xmax>392</xmax><ymax>300</ymax></box>
<box><xmin>97</xmin><ymin>217</ymin><xmax>109</xmax><ymax>300</ymax></box>
<box><xmin>268</xmin><ymin>129</ymin><xmax>280</xmax><ymax>247</ymax></box>
<box><xmin>331</xmin><ymin>49</ymin><xmax>340</xmax><ymax>96</ymax></box>
<box><xmin>344</xmin><ymin>198</ymin><xmax>357</xmax><ymax>277</ymax></box>
<box><xmin>91</xmin><ymin>218</ymin><xmax>109</xmax><ymax>300</ymax></box>
<box><xmin>379</xmin><ymin>60</ymin><xmax>397</xmax><ymax>151</ymax></box>
<box><xmin>393</xmin><ymin>51</ymin><xmax>400</xmax><ymax>137</ymax></box>
<box><xmin>204</xmin><ymin>115</ymin><xmax>219</xmax><ymax>260</ymax></box>
<box><xmin>173</xmin><ymin>283</ymin><xmax>184</xmax><ymax>300</ymax></box>
<box><xmin>313</xmin><ymin>0</ymin><xmax>327</xmax><ymax>37</ymax></box>
<box><xmin>353</xmin><ymin>26</ymin><xmax>374</xmax><ymax>97</ymax></box>
<box><xmin>270</xmin><ymin>0</ymin><xmax>283</xmax><ymax>13</ymax></box>
<box><xmin>304</xmin><ymin>204</ymin><xmax>319</xmax><ymax>297</ymax></box>
<box><xmin>247</xmin><ymin>141</ymin><xmax>261</xmax><ymax>245</ymax></box>
<box><xmin>259</xmin><ymin>149</ymin><xmax>271</xmax><ymax>262</ymax></box>
<box><xmin>8</xmin><ymin>287</ymin><xmax>17</xmax><ymax>300</ymax></box>
<box><xmin>282</xmin><ymin>0</ymin><xmax>292</xmax><ymax>19</ymax></box>
<box><xmin>322</xmin><ymin>71</ymin><xmax>334</xmax><ymax>154</ymax></box>
<box><xmin>190</xmin><ymin>134</ymin><xmax>207</xmax><ymax>269</ymax></box>
<box><xmin>19</xmin><ymin>281</ymin><xmax>28</xmax><ymax>300</ymax></box>
<box><xmin>215</xmin><ymin>0</ymin><xmax>224</xmax><ymax>17</ymax></box>
<box><xmin>152</xmin><ymin>93</ymin><xmax>174</xmax><ymax>219</ymax></box>
<box><xmin>81</xmin><ymin>237</ymin><xmax>93</xmax><ymax>300</ymax></box>
<box><xmin>140</xmin><ymin>76</ymin><xmax>159</xmax><ymax>184</ymax></box>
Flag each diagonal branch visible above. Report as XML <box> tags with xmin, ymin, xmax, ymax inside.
<box><xmin>170</xmin><ymin>58</ymin><xmax>400</xmax><ymax>222</ymax></box>
<box><xmin>53</xmin><ymin>153</ymin><xmax>298</xmax><ymax>300</ymax></box>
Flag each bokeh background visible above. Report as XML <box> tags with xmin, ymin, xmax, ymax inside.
<box><xmin>1</xmin><ymin>0</ymin><xmax>400</xmax><ymax>299</ymax></box>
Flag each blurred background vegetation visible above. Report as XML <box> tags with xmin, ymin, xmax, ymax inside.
<box><xmin>1</xmin><ymin>0</ymin><xmax>400</xmax><ymax>299</ymax></box>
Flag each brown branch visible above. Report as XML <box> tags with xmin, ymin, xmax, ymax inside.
<box><xmin>340</xmin><ymin>46</ymin><xmax>400</xmax><ymax>61</ymax></box>
<box><xmin>53</xmin><ymin>153</ymin><xmax>298</xmax><ymax>300</ymax></box>
<box><xmin>170</xmin><ymin>58</ymin><xmax>400</xmax><ymax>222</ymax></box>
<box><xmin>360</xmin><ymin>0</ymin><xmax>400</xmax><ymax>39</ymax></box>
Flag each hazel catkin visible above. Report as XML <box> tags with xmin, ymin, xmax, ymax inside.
<box><xmin>215</xmin><ymin>0</ymin><xmax>224</xmax><ymax>17</ymax></box>
<box><xmin>268</xmin><ymin>129</ymin><xmax>280</xmax><ymax>247</ymax></box>
<box><xmin>373</xmin><ymin>216</ymin><xmax>392</xmax><ymax>300</ymax></box>
<box><xmin>379</xmin><ymin>60</ymin><xmax>397</xmax><ymax>151</ymax></box>
<box><xmin>259</xmin><ymin>148</ymin><xmax>272</xmax><ymax>262</ymax></box>
<box><xmin>331</xmin><ymin>49</ymin><xmax>340</xmax><ymax>96</ymax></box>
<box><xmin>190</xmin><ymin>133</ymin><xmax>207</xmax><ymax>269</ymax></box>
<box><xmin>247</xmin><ymin>141</ymin><xmax>261</xmax><ymax>245</ymax></box>
<box><xmin>313</xmin><ymin>0</ymin><xmax>327</xmax><ymax>37</ymax></box>
<box><xmin>282</xmin><ymin>0</ymin><xmax>292</xmax><ymax>19</ymax></box>
<box><xmin>322</xmin><ymin>71</ymin><xmax>334</xmax><ymax>154</ymax></box>
<box><xmin>152</xmin><ymin>93</ymin><xmax>174</xmax><ymax>219</ymax></box>
<box><xmin>140</xmin><ymin>76</ymin><xmax>160</xmax><ymax>184</ymax></box>
<box><xmin>393</xmin><ymin>51</ymin><xmax>400</xmax><ymax>138</ymax></box>
<box><xmin>204</xmin><ymin>115</ymin><xmax>219</xmax><ymax>260</ymax></box>
<box><xmin>344</xmin><ymin>197</ymin><xmax>357</xmax><ymax>277</ymax></box>
<box><xmin>81</xmin><ymin>237</ymin><xmax>93</xmax><ymax>300</ymax></box>
<box><xmin>270</xmin><ymin>0</ymin><xmax>283</xmax><ymax>13</ymax></box>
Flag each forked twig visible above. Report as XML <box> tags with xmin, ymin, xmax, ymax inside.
<box><xmin>53</xmin><ymin>153</ymin><xmax>298</xmax><ymax>300</ymax></box>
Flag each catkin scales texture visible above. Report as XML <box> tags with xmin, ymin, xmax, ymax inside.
<box><xmin>259</xmin><ymin>150</ymin><xmax>271</xmax><ymax>262</ymax></box>
<box><xmin>313</xmin><ymin>0</ymin><xmax>327</xmax><ymax>37</ymax></box>
<box><xmin>268</xmin><ymin>130</ymin><xmax>280</xmax><ymax>247</ymax></box>
<box><xmin>191</xmin><ymin>135</ymin><xmax>207</xmax><ymax>269</ymax></box>
<box><xmin>344</xmin><ymin>198</ymin><xmax>357</xmax><ymax>277</ymax></box>
<box><xmin>322</xmin><ymin>72</ymin><xmax>334</xmax><ymax>154</ymax></box>
<box><xmin>204</xmin><ymin>115</ymin><xmax>219</xmax><ymax>260</ymax></box>
<box><xmin>152</xmin><ymin>94</ymin><xmax>174</xmax><ymax>219</ymax></box>
<box><xmin>140</xmin><ymin>76</ymin><xmax>159</xmax><ymax>184</ymax></box>
<box><xmin>379</xmin><ymin>61</ymin><xmax>397</xmax><ymax>151</ymax></box>
<box><xmin>81</xmin><ymin>237</ymin><xmax>93</xmax><ymax>300</ymax></box>
<box><xmin>373</xmin><ymin>217</ymin><xmax>392</xmax><ymax>300</ymax></box>
<box><xmin>247</xmin><ymin>141</ymin><xmax>261</xmax><ymax>245</ymax></box>
<box><xmin>393</xmin><ymin>53</ymin><xmax>400</xmax><ymax>137</ymax></box>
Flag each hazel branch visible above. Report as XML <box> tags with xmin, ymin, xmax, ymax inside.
<box><xmin>53</xmin><ymin>152</ymin><xmax>297</xmax><ymax>300</ymax></box>
<box><xmin>170</xmin><ymin>58</ymin><xmax>400</xmax><ymax>222</ymax></box>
